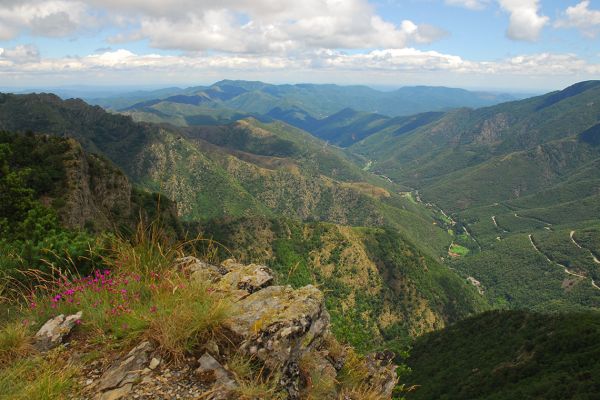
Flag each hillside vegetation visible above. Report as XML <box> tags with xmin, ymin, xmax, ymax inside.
<box><xmin>342</xmin><ymin>81</ymin><xmax>600</xmax><ymax>313</ymax></box>
<box><xmin>403</xmin><ymin>310</ymin><xmax>600</xmax><ymax>400</ymax></box>
<box><xmin>0</xmin><ymin>92</ymin><xmax>453</xmax><ymax>258</ymax></box>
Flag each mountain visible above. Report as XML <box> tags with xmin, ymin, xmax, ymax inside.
<box><xmin>113</xmin><ymin>80</ymin><xmax>518</xmax><ymax>124</ymax></box>
<box><xmin>0</xmin><ymin>92</ymin><xmax>489</xmax><ymax>347</ymax></box>
<box><xmin>349</xmin><ymin>81</ymin><xmax>600</xmax><ymax>311</ymax></box>
<box><xmin>285</xmin><ymin>108</ymin><xmax>446</xmax><ymax>147</ymax></box>
<box><xmin>403</xmin><ymin>310</ymin><xmax>600</xmax><ymax>400</ymax></box>
<box><xmin>195</xmin><ymin>217</ymin><xmax>489</xmax><ymax>349</ymax></box>
<box><xmin>353</xmin><ymin>81</ymin><xmax>600</xmax><ymax>208</ymax></box>
<box><xmin>0</xmin><ymin>92</ymin><xmax>457</xmax><ymax>256</ymax></box>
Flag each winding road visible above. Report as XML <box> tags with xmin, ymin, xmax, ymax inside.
<box><xmin>571</xmin><ymin>230</ymin><xmax>600</xmax><ymax>264</ymax></box>
<box><xmin>528</xmin><ymin>234</ymin><xmax>599</xmax><ymax>290</ymax></box>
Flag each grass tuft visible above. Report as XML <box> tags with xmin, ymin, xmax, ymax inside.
<box><xmin>0</xmin><ymin>348</ymin><xmax>77</xmax><ymax>400</ymax></box>
<box><xmin>0</xmin><ymin>321</ymin><xmax>33</xmax><ymax>367</ymax></box>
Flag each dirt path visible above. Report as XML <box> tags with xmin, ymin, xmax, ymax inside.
<box><xmin>570</xmin><ymin>230</ymin><xmax>582</xmax><ymax>249</ymax></box>
<box><xmin>529</xmin><ymin>234</ymin><xmax>599</xmax><ymax>289</ymax></box>
<box><xmin>462</xmin><ymin>225</ymin><xmax>481</xmax><ymax>251</ymax></box>
<box><xmin>570</xmin><ymin>230</ymin><xmax>600</xmax><ymax>264</ymax></box>
<box><xmin>492</xmin><ymin>215</ymin><xmax>509</xmax><ymax>233</ymax></box>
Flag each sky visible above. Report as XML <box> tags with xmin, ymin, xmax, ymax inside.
<box><xmin>0</xmin><ymin>0</ymin><xmax>599</xmax><ymax>91</ymax></box>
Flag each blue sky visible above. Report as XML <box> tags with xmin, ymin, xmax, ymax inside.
<box><xmin>0</xmin><ymin>0</ymin><xmax>598</xmax><ymax>91</ymax></box>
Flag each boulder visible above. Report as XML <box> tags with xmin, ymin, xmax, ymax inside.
<box><xmin>217</xmin><ymin>263</ymin><xmax>274</xmax><ymax>295</ymax></box>
<box><xmin>224</xmin><ymin>285</ymin><xmax>330</xmax><ymax>398</ymax></box>
<box><xmin>95</xmin><ymin>341</ymin><xmax>154</xmax><ymax>400</ymax></box>
<box><xmin>34</xmin><ymin>311</ymin><xmax>82</xmax><ymax>351</ymax></box>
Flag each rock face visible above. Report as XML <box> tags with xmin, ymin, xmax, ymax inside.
<box><xmin>95</xmin><ymin>341</ymin><xmax>155</xmax><ymax>400</ymax></box>
<box><xmin>225</xmin><ymin>285</ymin><xmax>330</xmax><ymax>398</ymax></box>
<box><xmin>34</xmin><ymin>311</ymin><xmax>82</xmax><ymax>351</ymax></box>
<box><xmin>61</xmin><ymin>140</ymin><xmax>132</xmax><ymax>231</ymax></box>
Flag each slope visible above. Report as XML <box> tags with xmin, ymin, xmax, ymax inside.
<box><xmin>0</xmin><ymin>92</ymin><xmax>453</xmax><ymax>257</ymax></box>
<box><xmin>403</xmin><ymin>310</ymin><xmax>600</xmax><ymax>400</ymax></box>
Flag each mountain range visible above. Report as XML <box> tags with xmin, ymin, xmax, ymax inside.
<box><xmin>85</xmin><ymin>80</ymin><xmax>519</xmax><ymax>123</ymax></box>
<box><xmin>2</xmin><ymin>79</ymin><xmax>600</xmax><ymax>398</ymax></box>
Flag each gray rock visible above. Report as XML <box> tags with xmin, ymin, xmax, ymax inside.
<box><xmin>217</xmin><ymin>263</ymin><xmax>274</xmax><ymax>296</ymax></box>
<box><xmin>195</xmin><ymin>353</ymin><xmax>237</xmax><ymax>390</ymax></box>
<box><xmin>176</xmin><ymin>256</ymin><xmax>225</xmax><ymax>283</ymax></box>
<box><xmin>95</xmin><ymin>341</ymin><xmax>154</xmax><ymax>399</ymax></box>
<box><xmin>148</xmin><ymin>357</ymin><xmax>160</xmax><ymax>370</ymax></box>
<box><xmin>34</xmin><ymin>311</ymin><xmax>82</xmax><ymax>351</ymax></box>
<box><xmin>364</xmin><ymin>352</ymin><xmax>399</xmax><ymax>398</ymax></box>
<box><xmin>223</xmin><ymin>285</ymin><xmax>329</xmax><ymax>399</ymax></box>
<box><xmin>98</xmin><ymin>383</ymin><xmax>133</xmax><ymax>400</ymax></box>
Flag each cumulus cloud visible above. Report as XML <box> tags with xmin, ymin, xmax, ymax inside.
<box><xmin>498</xmin><ymin>0</ymin><xmax>549</xmax><ymax>41</ymax></box>
<box><xmin>0</xmin><ymin>47</ymin><xmax>598</xmax><ymax>80</ymax></box>
<box><xmin>0</xmin><ymin>1</ymin><xmax>92</xmax><ymax>39</ymax></box>
<box><xmin>555</xmin><ymin>1</ymin><xmax>600</xmax><ymax>38</ymax></box>
<box><xmin>0</xmin><ymin>44</ymin><xmax>41</xmax><ymax>64</ymax></box>
<box><xmin>0</xmin><ymin>0</ymin><xmax>446</xmax><ymax>52</ymax></box>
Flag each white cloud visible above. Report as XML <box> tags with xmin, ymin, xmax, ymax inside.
<box><xmin>0</xmin><ymin>0</ymin><xmax>447</xmax><ymax>52</ymax></box>
<box><xmin>0</xmin><ymin>47</ymin><xmax>598</xmax><ymax>78</ymax></box>
<box><xmin>555</xmin><ymin>1</ymin><xmax>600</xmax><ymax>38</ymax></box>
<box><xmin>498</xmin><ymin>0</ymin><xmax>549</xmax><ymax>41</ymax></box>
<box><xmin>0</xmin><ymin>44</ymin><xmax>41</xmax><ymax>64</ymax></box>
<box><xmin>445</xmin><ymin>0</ymin><xmax>489</xmax><ymax>10</ymax></box>
<box><xmin>0</xmin><ymin>1</ymin><xmax>92</xmax><ymax>39</ymax></box>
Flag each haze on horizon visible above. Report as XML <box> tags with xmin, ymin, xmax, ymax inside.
<box><xmin>0</xmin><ymin>0</ymin><xmax>599</xmax><ymax>92</ymax></box>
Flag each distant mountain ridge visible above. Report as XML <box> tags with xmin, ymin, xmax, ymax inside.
<box><xmin>94</xmin><ymin>79</ymin><xmax>518</xmax><ymax>120</ymax></box>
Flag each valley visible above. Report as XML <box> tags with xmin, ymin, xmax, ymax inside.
<box><xmin>1</xmin><ymin>79</ymin><xmax>600</xmax><ymax>399</ymax></box>
<box><xmin>3</xmin><ymin>0</ymin><xmax>600</xmax><ymax>397</ymax></box>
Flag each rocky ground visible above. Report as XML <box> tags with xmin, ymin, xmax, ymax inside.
<box><xmin>32</xmin><ymin>257</ymin><xmax>398</xmax><ymax>399</ymax></box>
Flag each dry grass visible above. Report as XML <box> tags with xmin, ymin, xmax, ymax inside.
<box><xmin>0</xmin><ymin>348</ymin><xmax>78</xmax><ymax>400</ymax></box>
<box><xmin>223</xmin><ymin>353</ymin><xmax>286</xmax><ymax>400</ymax></box>
<box><xmin>0</xmin><ymin>321</ymin><xmax>33</xmax><ymax>367</ymax></box>
<box><xmin>145</xmin><ymin>279</ymin><xmax>231</xmax><ymax>361</ymax></box>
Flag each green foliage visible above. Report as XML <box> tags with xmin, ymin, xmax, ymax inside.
<box><xmin>0</xmin><ymin>134</ymin><xmax>98</xmax><ymax>277</ymax></box>
<box><xmin>452</xmin><ymin>234</ymin><xmax>600</xmax><ymax>311</ymax></box>
<box><xmin>403</xmin><ymin>310</ymin><xmax>600</xmax><ymax>400</ymax></box>
<box><xmin>197</xmin><ymin>217</ymin><xmax>488</xmax><ymax>353</ymax></box>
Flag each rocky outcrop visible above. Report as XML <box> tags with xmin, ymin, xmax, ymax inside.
<box><xmin>225</xmin><ymin>284</ymin><xmax>330</xmax><ymax>398</ymax></box>
<box><xmin>193</xmin><ymin>257</ymin><xmax>397</xmax><ymax>399</ymax></box>
<box><xmin>70</xmin><ymin>257</ymin><xmax>399</xmax><ymax>399</ymax></box>
<box><xmin>61</xmin><ymin>140</ymin><xmax>132</xmax><ymax>231</ymax></box>
<box><xmin>94</xmin><ymin>341</ymin><xmax>155</xmax><ymax>400</ymax></box>
<box><xmin>34</xmin><ymin>311</ymin><xmax>82</xmax><ymax>351</ymax></box>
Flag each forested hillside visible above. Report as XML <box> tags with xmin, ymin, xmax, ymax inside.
<box><xmin>404</xmin><ymin>310</ymin><xmax>600</xmax><ymax>400</ymax></box>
